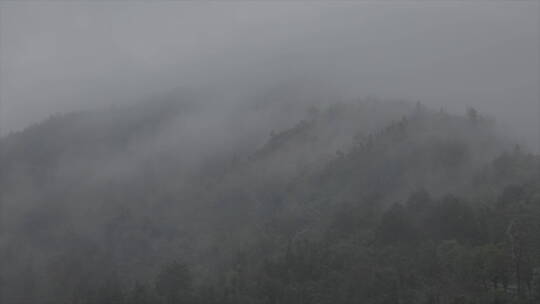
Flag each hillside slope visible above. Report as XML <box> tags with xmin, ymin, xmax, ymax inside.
<box><xmin>1</xmin><ymin>97</ymin><xmax>539</xmax><ymax>304</ymax></box>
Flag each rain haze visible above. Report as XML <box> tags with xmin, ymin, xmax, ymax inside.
<box><xmin>1</xmin><ymin>2</ymin><xmax>538</xmax><ymax>148</ymax></box>
<box><xmin>1</xmin><ymin>2</ymin><xmax>540</xmax><ymax>304</ymax></box>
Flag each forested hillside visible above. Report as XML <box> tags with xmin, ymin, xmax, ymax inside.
<box><xmin>1</xmin><ymin>97</ymin><xmax>539</xmax><ymax>304</ymax></box>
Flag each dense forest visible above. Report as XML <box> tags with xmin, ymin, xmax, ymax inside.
<box><xmin>1</xmin><ymin>96</ymin><xmax>539</xmax><ymax>304</ymax></box>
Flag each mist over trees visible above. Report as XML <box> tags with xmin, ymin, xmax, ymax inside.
<box><xmin>1</xmin><ymin>92</ymin><xmax>539</xmax><ymax>304</ymax></box>
<box><xmin>1</xmin><ymin>2</ymin><xmax>539</xmax><ymax>304</ymax></box>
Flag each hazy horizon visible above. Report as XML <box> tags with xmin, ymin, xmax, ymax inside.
<box><xmin>1</xmin><ymin>2</ymin><xmax>538</xmax><ymax>147</ymax></box>
<box><xmin>3</xmin><ymin>3</ymin><xmax>540</xmax><ymax>304</ymax></box>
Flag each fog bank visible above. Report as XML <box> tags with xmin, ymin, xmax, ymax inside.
<box><xmin>1</xmin><ymin>2</ymin><xmax>538</xmax><ymax>148</ymax></box>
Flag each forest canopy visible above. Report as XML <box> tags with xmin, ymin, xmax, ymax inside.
<box><xmin>1</xmin><ymin>96</ymin><xmax>539</xmax><ymax>304</ymax></box>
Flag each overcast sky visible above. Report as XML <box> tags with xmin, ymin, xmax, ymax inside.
<box><xmin>1</xmin><ymin>1</ymin><xmax>538</xmax><ymax>147</ymax></box>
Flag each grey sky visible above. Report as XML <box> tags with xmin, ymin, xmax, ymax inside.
<box><xmin>1</xmin><ymin>1</ymin><xmax>538</xmax><ymax>148</ymax></box>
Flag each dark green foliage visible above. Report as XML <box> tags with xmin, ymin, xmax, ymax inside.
<box><xmin>434</xmin><ymin>195</ymin><xmax>483</xmax><ymax>243</ymax></box>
